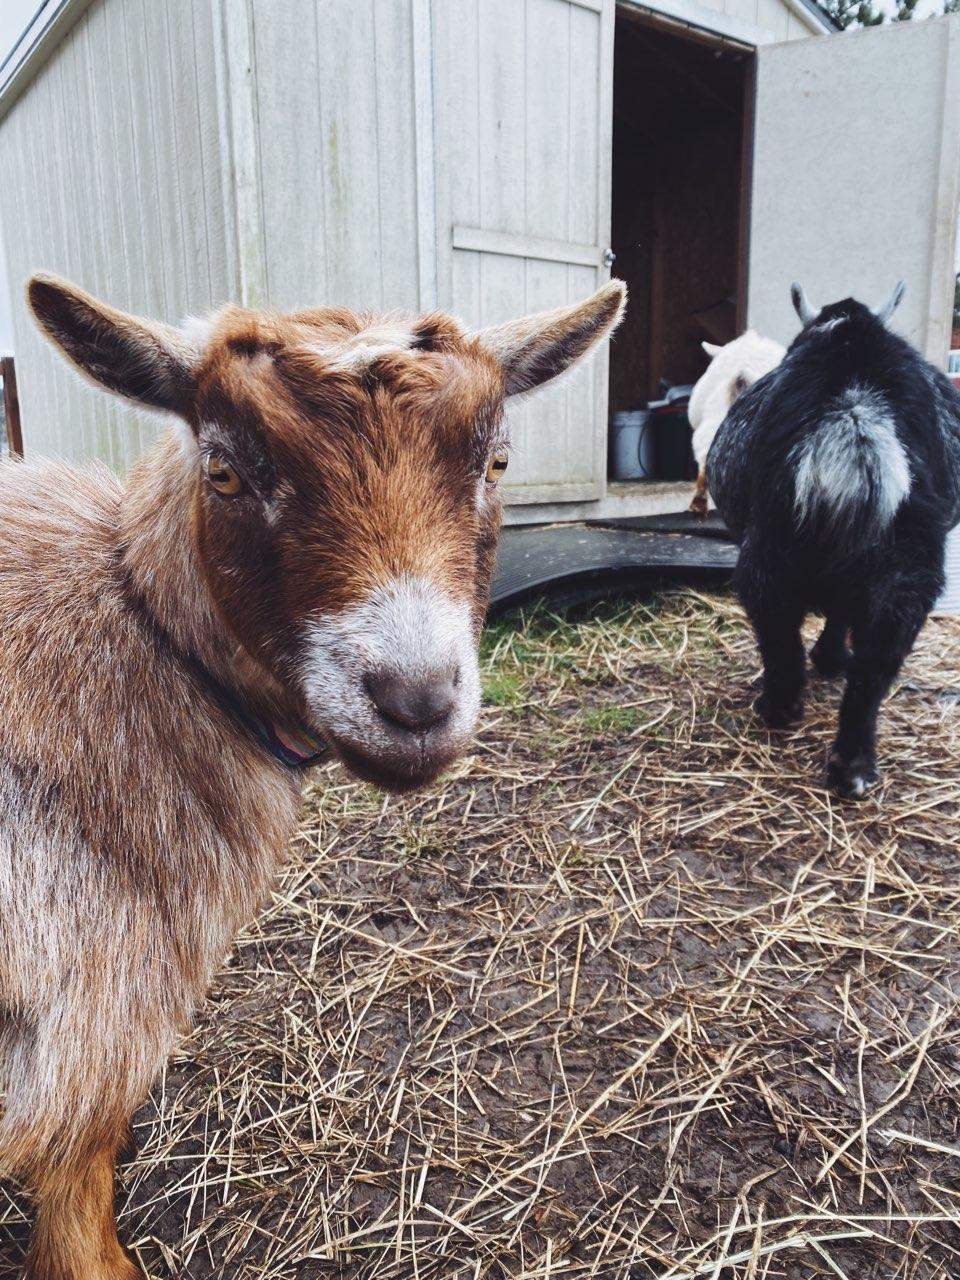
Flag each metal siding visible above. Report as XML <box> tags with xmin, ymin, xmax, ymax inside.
<box><xmin>749</xmin><ymin>17</ymin><xmax>960</xmax><ymax>363</ymax></box>
<box><xmin>433</xmin><ymin>0</ymin><xmax>613</xmax><ymax>505</ymax></box>
<box><xmin>0</xmin><ymin>0</ymin><xmax>235</xmax><ymax>466</ymax></box>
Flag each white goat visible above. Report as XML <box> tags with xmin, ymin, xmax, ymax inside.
<box><xmin>688</xmin><ymin>331</ymin><xmax>785</xmax><ymax>514</ymax></box>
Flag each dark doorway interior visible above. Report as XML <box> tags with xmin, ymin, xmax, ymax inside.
<box><xmin>609</xmin><ymin>9</ymin><xmax>750</xmax><ymax>457</ymax></box>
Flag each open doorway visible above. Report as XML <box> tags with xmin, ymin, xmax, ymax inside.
<box><xmin>608</xmin><ymin>6</ymin><xmax>751</xmax><ymax>482</ymax></box>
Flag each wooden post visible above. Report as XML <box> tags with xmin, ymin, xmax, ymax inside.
<box><xmin>1</xmin><ymin>356</ymin><xmax>23</xmax><ymax>458</ymax></box>
<box><xmin>735</xmin><ymin>54</ymin><xmax>757</xmax><ymax>336</ymax></box>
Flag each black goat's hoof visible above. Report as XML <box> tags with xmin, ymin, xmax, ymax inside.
<box><xmin>827</xmin><ymin>752</ymin><xmax>879</xmax><ymax>800</ymax></box>
<box><xmin>810</xmin><ymin>643</ymin><xmax>851</xmax><ymax>679</ymax></box>
<box><xmin>755</xmin><ymin>693</ymin><xmax>804</xmax><ymax>729</ymax></box>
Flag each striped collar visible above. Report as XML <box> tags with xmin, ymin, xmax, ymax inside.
<box><xmin>212</xmin><ymin>681</ymin><xmax>329</xmax><ymax>770</ymax></box>
<box><xmin>225</xmin><ymin>694</ymin><xmax>329</xmax><ymax>769</ymax></box>
<box><xmin>189</xmin><ymin>660</ymin><xmax>328</xmax><ymax>771</ymax></box>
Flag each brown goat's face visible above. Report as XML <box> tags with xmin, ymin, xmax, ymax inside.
<box><xmin>189</xmin><ymin>310</ymin><xmax>505</xmax><ymax>788</ymax></box>
<box><xmin>28</xmin><ymin>274</ymin><xmax>625</xmax><ymax>790</ymax></box>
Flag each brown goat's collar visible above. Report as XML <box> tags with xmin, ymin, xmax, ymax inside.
<box><xmin>117</xmin><ymin>553</ymin><xmax>327</xmax><ymax>771</ymax></box>
<box><xmin>204</xmin><ymin>671</ymin><xmax>328</xmax><ymax>770</ymax></box>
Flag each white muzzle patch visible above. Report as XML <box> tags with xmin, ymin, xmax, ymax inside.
<box><xmin>299</xmin><ymin>575</ymin><xmax>481</xmax><ymax>777</ymax></box>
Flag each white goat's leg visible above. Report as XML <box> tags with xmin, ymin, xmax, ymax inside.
<box><xmin>690</xmin><ymin>470</ymin><xmax>709</xmax><ymax>517</ymax></box>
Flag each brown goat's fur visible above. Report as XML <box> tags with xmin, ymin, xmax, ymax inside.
<box><xmin>0</xmin><ymin>275</ymin><xmax>624</xmax><ymax>1277</ymax></box>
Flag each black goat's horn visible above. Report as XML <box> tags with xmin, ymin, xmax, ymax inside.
<box><xmin>790</xmin><ymin>282</ymin><xmax>818</xmax><ymax>326</ymax></box>
<box><xmin>874</xmin><ymin>279</ymin><xmax>906</xmax><ymax>324</ymax></box>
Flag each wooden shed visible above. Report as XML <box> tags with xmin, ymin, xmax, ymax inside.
<box><xmin>1</xmin><ymin>0</ymin><xmax>958</xmax><ymax>533</ymax></box>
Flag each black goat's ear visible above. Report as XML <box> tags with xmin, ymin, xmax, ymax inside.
<box><xmin>874</xmin><ymin>279</ymin><xmax>906</xmax><ymax>325</ymax></box>
<box><xmin>27</xmin><ymin>272</ymin><xmax>199</xmax><ymax>415</ymax></box>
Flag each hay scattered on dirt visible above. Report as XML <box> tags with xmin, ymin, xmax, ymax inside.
<box><xmin>6</xmin><ymin>589</ymin><xmax>960</xmax><ymax>1279</ymax></box>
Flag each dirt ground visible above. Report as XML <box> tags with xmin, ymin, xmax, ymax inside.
<box><xmin>2</xmin><ymin>588</ymin><xmax>959</xmax><ymax>1279</ymax></box>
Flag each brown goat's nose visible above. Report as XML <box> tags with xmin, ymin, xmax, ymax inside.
<box><xmin>365</xmin><ymin>666</ymin><xmax>459</xmax><ymax>734</ymax></box>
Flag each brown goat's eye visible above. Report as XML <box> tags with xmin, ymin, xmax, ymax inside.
<box><xmin>486</xmin><ymin>451</ymin><xmax>509</xmax><ymax>484</ymax></box>
<box><xmin>205</xmin><ymin>454</ymin><xmax>243</xmax><ymax>496</ymax></box>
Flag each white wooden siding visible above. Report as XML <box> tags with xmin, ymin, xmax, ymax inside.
<box><xmin>432</xmin><ymin>0</ymin><xmax>614</xmax><ymax>505</ymax></box>
<box><xmin>938</xmin><ymin>526</ymin><xmax>960</xmax><ymax>614</ymax></box>
<box><xmin>618</xmin><ymin>0</ymin><xmax>824</xmax><ymax>49</ymax></box>
<box><xmin>694</xmin><ymin>0</ymin><xmax>796</xmax><ymax>38</ymax></box>
<box><xmin>0</xmin><ymin>0</ymin><xmax>234</xmax><ymax>467</ymax></box>
<box><xmin>0</xmin><ymin>0</ymin><xmax>819</xmax><ymax>480</ymax></box>
<box><xmin>250</xmin><ymin>0</ymin><xmax>424</xmax><ymax>312</ymax></box>
<box><xmin>749</xmin><ymin>16</ymin><xmax>960</xmax><ymax>365</ymax></box>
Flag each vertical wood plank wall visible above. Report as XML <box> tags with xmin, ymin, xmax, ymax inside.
<box><xmin>250</xmin><ymin>0</ymin><xmax>423</xmax><ymax>313</ymax></box>
<box><xmin>431</xmin><ymin>0</ymin><xmax>610</xmax><ymax>505</ymax></box>
<box><xmin>0</xmin><ymin>0</ymin><xmax>818</xmax><ymax>474</ymax></box>
<box><xmin>0</xmin><ymin>0</ymin><xmax>234</xmax><ymax>468</ymax></box>
<box><xmin>703</xmin><ymin>0</ymin><xmax>811</xmax><ymax>40</ymax></box>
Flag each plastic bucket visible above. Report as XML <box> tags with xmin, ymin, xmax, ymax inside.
<box><xmin>611</xmin><ymin>410</ymin><xmax>653</xmax><ymax>481</ymax></box>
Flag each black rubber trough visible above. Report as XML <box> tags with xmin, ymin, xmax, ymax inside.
<box><xmin>490</xmin><ymin>511</ymin><xmax>738</xmax><ymax>613</ymax></box>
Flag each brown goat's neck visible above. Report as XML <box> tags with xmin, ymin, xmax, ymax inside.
<box><xmin>118</xmin><ymin>429</ymin><xmax>295</xmax><ymax>728</ymax></box>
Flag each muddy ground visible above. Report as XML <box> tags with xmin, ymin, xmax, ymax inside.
<box><xmin>2</xmin><ymin>589</ymin><xmax>959</xmax><ymax>1279</ymax></box>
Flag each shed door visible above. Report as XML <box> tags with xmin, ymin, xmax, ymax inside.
<box><xmin>432</xmin><ymin>0</ymin><xmax>615</xmax><ymax>506</ymax></box>
<box><xmin>749</xmin><ymin>16</ymin><xmax>960</xmax><ymax>365</ymax></box>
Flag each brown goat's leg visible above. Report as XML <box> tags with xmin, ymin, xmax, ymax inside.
<box><xmin>26</xmin><ymin>1139</ymin><xmax>138</xmax><ymax>1280</ymax></box>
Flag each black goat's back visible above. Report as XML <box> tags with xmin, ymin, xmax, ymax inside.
<box><xmin>706</xmin><ymin>305</ymin><xmax>960</xmax><ymax>587</ymax></box>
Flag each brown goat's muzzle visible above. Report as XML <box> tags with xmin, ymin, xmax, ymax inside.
<box><xmin>298</xmin><ymin>574</ymin><xmax>483</xmax><ymax>794</ymax></box>
<box><xmin>326</xmin><ymin>730</ymin><xmax>463</xmax><ymax>793</ymax></box>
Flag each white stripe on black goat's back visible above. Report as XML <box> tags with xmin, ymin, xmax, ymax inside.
<box><xmin>791</xmin><ymin>382</ymin><xmax>911</xmax><ymax>544</ymax></box>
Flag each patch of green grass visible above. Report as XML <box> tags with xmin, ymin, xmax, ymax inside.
<box><xmin>527</xmin><ymin>719</ymin><xmax>572</xmax><ymax>753</ymax></box>
<box><xmin>389</xmin><ymin>822</ymin><xmax>447</xmax><ymax>863</ymax></box>
<box><xmin>482</xmin><ymin>668</ymin><xmax>526</xmax><ymax>709</ymax></box>
<box><xmin>478</xmin><ymin>588</ymin><xmax>741</xmax><ymax>714</ymax></box>
<box><xmin>579</xmin><ymin>704</ymin><xmax>645</xmax><ymax>735</ymax></box>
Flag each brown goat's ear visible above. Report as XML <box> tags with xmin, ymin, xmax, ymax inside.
<box><xmin>27</xmin><ymin>273</ymin><xmax>198</xmax><ymax>415</ymax></box>
<box><xmin>476</xmin><ymin>280</ymin><xmax>626</xmax><ymax>397</ymax></box>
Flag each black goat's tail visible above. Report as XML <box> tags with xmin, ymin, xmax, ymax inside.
<box><xmin>791</xmin><ymin>385</ymin><xmax>911</xmax><ymax>549</ymax></box>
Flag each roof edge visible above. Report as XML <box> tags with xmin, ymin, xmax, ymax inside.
<box><xmin>784</xmin><ymin>0</ymin><xmax>841</xmax><ymax>34</ymax></box>
<box><xmin>0</xmin><ymin>0</ymin><xmax>96</xmax><ymax>125</ymax></box>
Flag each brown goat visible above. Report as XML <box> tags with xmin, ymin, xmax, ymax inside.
<box><xmin>0</xmin><ymin>273</ymin><xmax>625</xmax><ymax>1279</ymax></box>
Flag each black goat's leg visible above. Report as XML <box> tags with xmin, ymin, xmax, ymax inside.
<box><xmin>827</xmin><ymin>597</ymin><xmax>928</xmax><ymax>799</ymax></box>
<box><xmin>740</xmin><ymin>576</ymin><xmax>807</xmax><ymax>729</ymax></box>
<box><xmin>810</xmin><ymin>615</ymin><xmax>850</xmax><ymax>678</ymax></box>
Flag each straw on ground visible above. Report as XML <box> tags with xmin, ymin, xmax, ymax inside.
<box><xmin>3</xmin><ymin>589</ymin><xmax>958</xmax><ymax>1279</ymax></box>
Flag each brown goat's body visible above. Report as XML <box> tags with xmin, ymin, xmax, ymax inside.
<box><xmin>6</xmin><ymin>273</ymin><xmax>624</xmax><ymax>1278</ymax></box>
<box><xmin>0</xmin><ymin>438</ymin><xmax>299</xmax><ymax>1186</ymax></box>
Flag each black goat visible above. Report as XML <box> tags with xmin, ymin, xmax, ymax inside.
<box><xmin>706</xmin><ymin>281</ymin><xmax>960</xmax><ymax>798</ymax></box>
